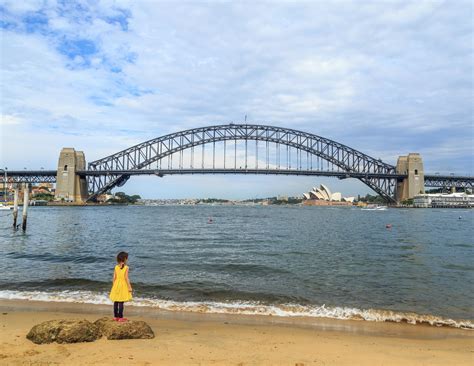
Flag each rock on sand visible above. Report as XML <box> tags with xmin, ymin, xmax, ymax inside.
<box><xmin>26</xmin><ymin>319</ymin><xmax>100</xmax><ymax>344</ymax></box>
<box><xmin>94</xmin><ymin>317</ymin><xmax>155</xmax><ymax>340</ymax></box>
<box><xmin>26</xmin><ymin>318</ymin><xmax>155</xmax><ymax>344</ymax></box>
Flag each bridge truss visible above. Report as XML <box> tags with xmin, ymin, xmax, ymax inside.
<box><xmin>424</xmin><ymin>175</ymin><xmax>474</xmax><ymax>190</ymax></box>
<box><xmin>86</xmin><ymin>124</ymin><xmax>399</xmax><ymax>201</ymax></box>
<box><xmin>0</xmin><ymin>171</ymin><xmax>57</xmax><ymax>184</ymax></box>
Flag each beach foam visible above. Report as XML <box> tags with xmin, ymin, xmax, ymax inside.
<box><xmin>0</xmin><ymin>290</ymin><xmax>472</xmax><ymax>330</ymax></box>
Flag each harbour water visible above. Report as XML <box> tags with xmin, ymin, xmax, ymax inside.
<box><xmin>0</xmin><ymin>205</ymin><xmax>472</xmax><ymax>329</ymax></box>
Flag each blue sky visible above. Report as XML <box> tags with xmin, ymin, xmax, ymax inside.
<box><xmin>0</xmin><ymin>0</ymin><xmax>473</xmax><ymax>199</ymax></box>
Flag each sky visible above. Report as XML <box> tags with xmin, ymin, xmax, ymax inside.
<box><xmin>0</xmin><ymin>0</ymin><xmax>473</xmax><ymax>199</ymax></box>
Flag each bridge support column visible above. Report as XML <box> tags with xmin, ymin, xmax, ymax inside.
<box><xmin>395</xmin><ymin>153</ymin><xmax>425</xmax><ymax>203</ymax></box>
<box><xmin>54</xmin><ymin>148</ymin><xmax>88</xmax><ymax>203</ymax></box>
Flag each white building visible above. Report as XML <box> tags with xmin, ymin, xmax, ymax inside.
<box><xmin>302</xmin><ymin>184</ymin><xmax>353</xmax><ymax>202</ymax></box>
<box><xmin>320</xmin><ymin>184</ymin><xmax>332</xmax><ymax>200</ymax></box>
<box><xmin>413</xmin><ymin>193</ymin><xmax>474</xmax><ymax>208</ymax></box>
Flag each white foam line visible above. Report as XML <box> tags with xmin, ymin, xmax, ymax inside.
<box><xmin>0</xmin><ymin>290</ymin><xmax>472</xmax><ymax>330</ymax></box>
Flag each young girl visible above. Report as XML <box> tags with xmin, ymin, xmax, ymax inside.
<box><xmin>109</xmin><ymin>251</ymin><xmax>133</xmax><ymax>322</ymax></box>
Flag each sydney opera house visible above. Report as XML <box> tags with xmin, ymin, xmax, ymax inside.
<box><xmin>303</xmin><ymin>184</ymin><xmax>355</xmax><ymax>206</ymax></box>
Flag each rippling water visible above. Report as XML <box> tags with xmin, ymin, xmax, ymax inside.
<box><xmin>0</xmin><ymin>205</ymin><xmax>472</xmax><ymax>328</ymax></box>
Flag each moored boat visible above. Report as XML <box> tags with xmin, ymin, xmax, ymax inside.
<box><xmin>361</xmin><ymin>204</ymin><xmax>387</xmax><ymax>211</ymax></box>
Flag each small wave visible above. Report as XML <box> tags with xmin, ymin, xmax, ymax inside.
<box><xmin>448</xmin><ymin>243</ymin><xmax>472</xmax><ymax>248</ymax></box>
<box><xmin>0</xmin><ymin>278</ymin><xmax>109</xmax><ymax>290</ymax></box>
<box><xmin>211</xmin><ymin>263</ymin><xmax>293</xmax><ymax>275</ymax></box>
<box><xmin>442</xmin><ymin>264</ymin><xmax>474</xmax><ymax>271</ymax></box>
<box><xmin>0</xmin><ymin>290</ymin><xmax>472</xmax><ymax>330</ymax></box>
<box><xmin>5</xmin><ymin>251</ymin><xmax>109</xmax><ymax>264</ymax></box>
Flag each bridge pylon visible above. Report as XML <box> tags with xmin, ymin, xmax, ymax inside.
<box><xmin>396</xmin><ymin>153</ymin><xmax>425</xmax><ymax>203</ymax></box>
<box><xmin>54</xmin><ymin>148</ymin><xmax>88</xmax><ymax>203</ymax></box>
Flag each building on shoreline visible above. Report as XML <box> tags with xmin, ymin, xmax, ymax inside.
<box><xmin>302</xmin><ymin>184</ymin><xmax>354</xmax><ymax>206</ymax></box>
<box><xmin>413</xmin><ymin>192</ymin><xmax>474</xmax><ymax>208</ymax></box>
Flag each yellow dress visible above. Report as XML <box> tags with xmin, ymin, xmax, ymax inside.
<box><xmin>109</xmin><ymin>265</ymin><xmax>132</xmax><ymax>302</ymax></box>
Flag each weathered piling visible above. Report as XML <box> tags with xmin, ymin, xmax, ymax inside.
<box><xmin>22</xmin><ymin>183</ymin><xmax>29</xmax><ymax>231</ymax></box>
<box><xmin>13</xmin><ymin>184</ymin><xmax>19</xmax><ymax>228</ymax></box>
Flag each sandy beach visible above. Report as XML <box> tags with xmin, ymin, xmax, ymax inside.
<box><xmin>0</xmin><ymin>299</ymin><xmax>472</xmax><ymax>365</ymax></box>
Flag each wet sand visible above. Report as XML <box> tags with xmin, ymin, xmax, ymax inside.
<box><xmin>0</xmin><ymin>299</ymin><xmax>472</xmax><ymax>365</ymax></box>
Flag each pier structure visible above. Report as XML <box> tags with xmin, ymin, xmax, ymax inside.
<box><xmin>22</xmin><ymin>183</ymin><xmax>29</xmax><ymax>231</ymax></box>
<box><xmin>12</xmin><ymin>184</ymin><xmax>19</xmax><ymax>228</ymax></box>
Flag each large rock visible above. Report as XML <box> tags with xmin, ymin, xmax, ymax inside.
<box><xmin>26</xmin><ymin>319</ymin><xmax>100</xmax><ymax>344</ymax></box>
<box><xmin>94</xmin><ymin>317</ymin><xmax>155</xmax><ymax>340</ymax></box>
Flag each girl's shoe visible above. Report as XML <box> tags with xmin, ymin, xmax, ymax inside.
<box><xmin>113</xmin><ymin>317</ymin><xmax>120</xmax><ymax>321</ymax></box>
<box><xmin>117</xmin><ymin>318</ymin><xmax>128</xmax><ymax>322</ymax></box>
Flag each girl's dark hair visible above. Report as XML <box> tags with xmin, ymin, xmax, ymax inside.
<box><xmin>117</xmin><ymin>252</ymin><xmax>128</xmax><ymax>269</ymax></box>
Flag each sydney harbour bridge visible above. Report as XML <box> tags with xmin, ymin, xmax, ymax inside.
<box><xmin>3</xmin><ymin>124</ymin><xmax>473</xmax><ymax>203</ymax></box>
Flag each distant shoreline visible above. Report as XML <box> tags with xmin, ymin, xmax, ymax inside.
<box><xmin>12</xmin><ymin>202</ymin><xmax>473</xmax><ymax>209</ymax></box>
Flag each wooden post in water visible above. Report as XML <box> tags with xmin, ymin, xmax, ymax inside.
<box><xmin>22</xmin><ymin>183</ymin><xmax>29</xmax><ymax>231</ymax></box>
<box><xmin>12</xmin><ymin>184</ymin><xmax>19</xmax><ymax>229</ymax></box>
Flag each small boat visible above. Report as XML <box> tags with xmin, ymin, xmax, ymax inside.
<box><xmin>0</xmin><ymin>203</ymin><xmax>13</xmax><ymax>210</ymax></box>
<box><xmin>361</xmin><ymin>204</ymin><xmax>387</xmax><ymax>211</ymax></box>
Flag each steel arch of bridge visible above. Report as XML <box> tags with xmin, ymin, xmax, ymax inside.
<box><xmin>87</xmin><ymin>123</ymin><xmax>398</xmax><ymax>201</ymax></box>
<box><xmin>424</xmin><ymin>175</ymin><xmax>474</xmax><ymax>189</ymax></box>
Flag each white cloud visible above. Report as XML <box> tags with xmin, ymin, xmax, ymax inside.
<box><xmin>0</xmin><ymin>0</ymin><xmax>472</xmax><ymax>198</ymax></box>
<box><xmin>1</xmin><ymin>0</ymin><xmax>43</xmax><ymax>13</ymax></box>
<box><xmin>0</xmin><ymin>114</ymin><xmax>22</xmax><ymax>125</ymax></box>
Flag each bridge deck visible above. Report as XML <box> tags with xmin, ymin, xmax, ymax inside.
<box><xmin>1</xmin><ymin>169</ymin><xmax>472</xmax><ymax>187</ymax></box>
<box><xmin>78</xmin><ymin>169</ymin><xmax>407</xmax><ymax>179</ymax></box>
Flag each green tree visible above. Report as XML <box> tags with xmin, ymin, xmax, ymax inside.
<box><xmin>109</xmin><ymin>192</ymin><xmax>141</xmax><ymax>204</ymax></box>
<box><xmin>32</xmin><ymin>192</ymin><xmax>54</xmax><ymax>201</ymax></box>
